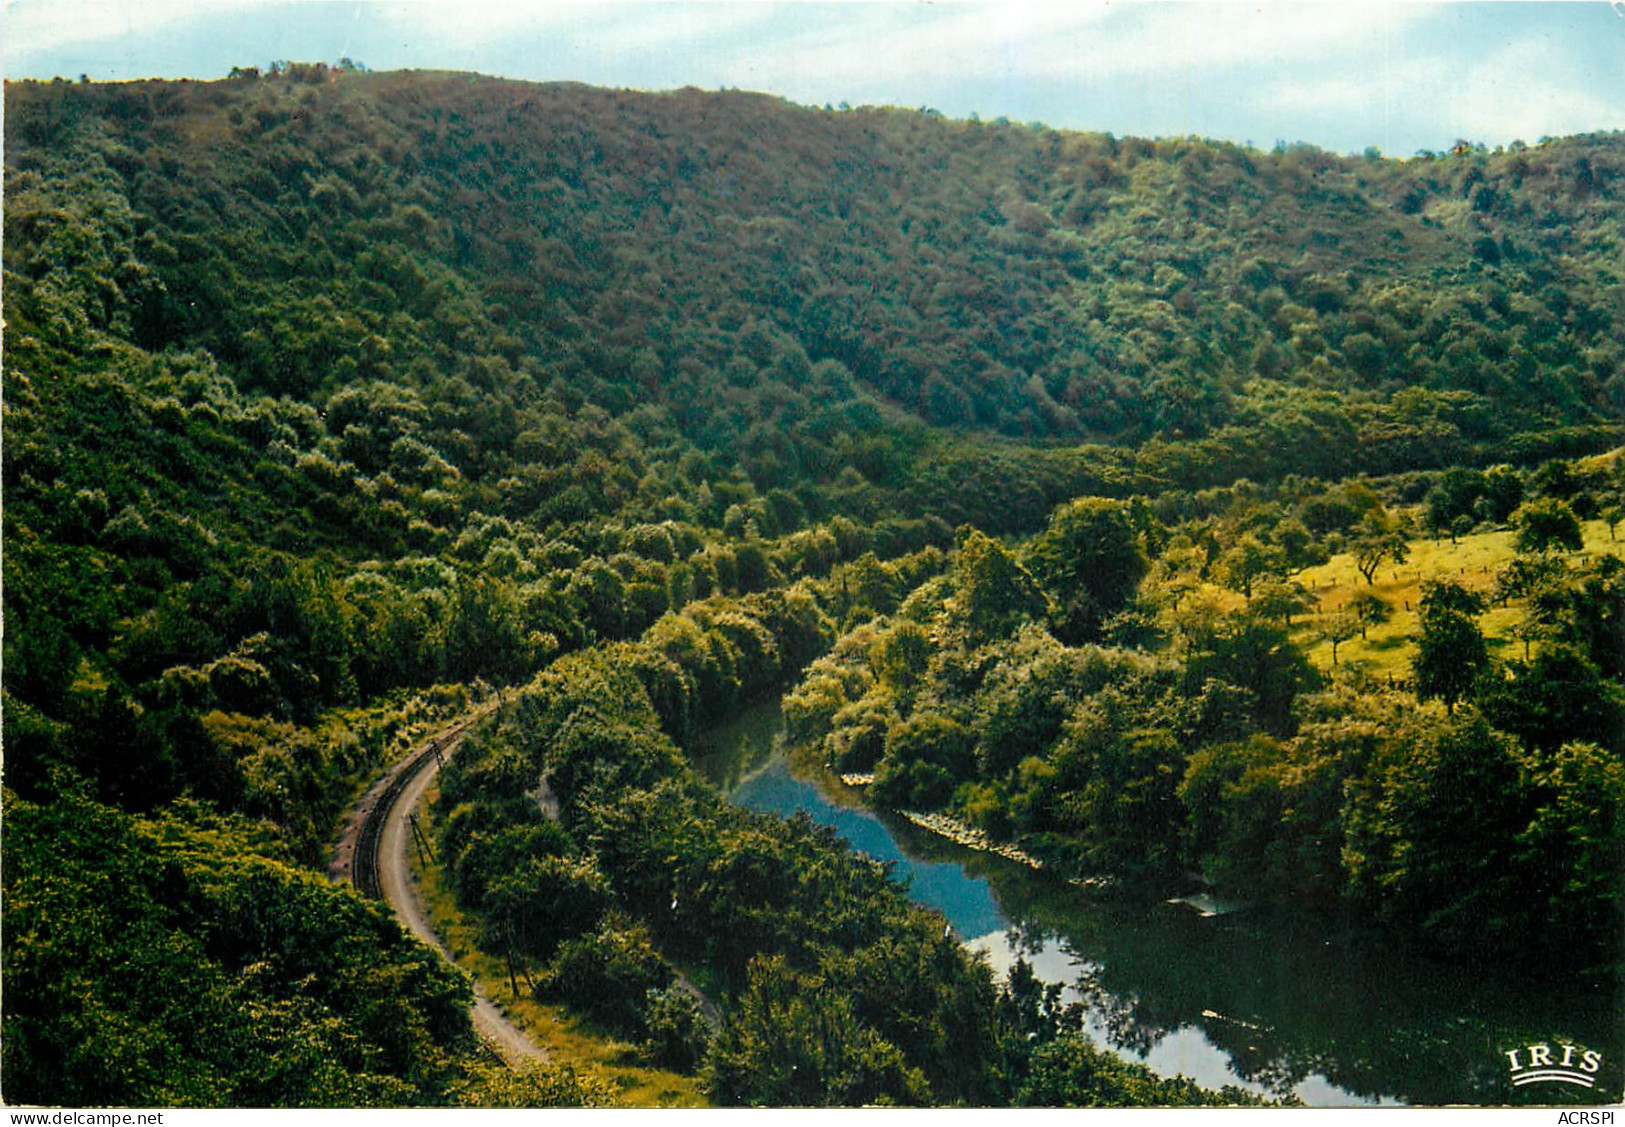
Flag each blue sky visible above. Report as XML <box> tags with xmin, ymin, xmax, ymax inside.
<box><xmin>5</xmin><ymin>1</ymin><xmax>1624</xmax><ymax>155</ymax></box>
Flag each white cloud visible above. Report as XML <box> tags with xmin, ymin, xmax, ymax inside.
<box><xmin>750</xmin><ymin>4</ymin><xmax>1112</xmax><ymax>84</ymax></box>
<box><xmin>0</xmin><ymin>0</ymin><xmax>1590</xmax><ymax>93</ymax></box>
<box><xmin>1449</xmin><ymin>37</ymin><xmax>1625</xmax><ymax>143</ymax></box>
<box><xmin>1264</xmin><ymin>33</ymin><xmax>1625</xmax><ymax>150</ymax></box>
<box><xmin>373</xmin><ymin>1</ymin><xmax>619</xmax><ymax>50</ymax></box>
<box><xmin>3</xmin><ymin>0</ymin><xmax>281</xmax><ymax>58</ymax></box>
<box><xmin>733</xmin><ymin>2</ymin><xmax>1432</xmax><ymax>90</ymax></box>
<box><xmin>372</xmin><ymin>0</ymin><xmax>780</xmax><ymax>55</ymax></box>
<box><xmin>1265</xmin><ymin>53</ymin><xmax>1445</xmax><ymax>116</ymax></box>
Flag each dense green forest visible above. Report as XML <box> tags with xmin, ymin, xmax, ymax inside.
<box><xmin>3</xmin><ymin>66</ymin><xmax>1622</xmax><ymax>1106</ymax></box>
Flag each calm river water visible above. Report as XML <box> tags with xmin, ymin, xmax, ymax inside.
<box><xmin>693</xmin><ymin>698</ymin><xmax>1621</xmax><ymax>1107</ymax></box>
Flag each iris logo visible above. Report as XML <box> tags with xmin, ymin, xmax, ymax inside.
<box><xmin>1505</xmin><ymin>1042</ymin><xmax>1604</xmax><ymax>1089</ymax></box>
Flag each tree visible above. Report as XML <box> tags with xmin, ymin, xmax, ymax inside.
<box><xmin>1492</xmin><ymin>553</ymin><xmax>1565</xmax><ymax>605</ymax></box>
<box><xmin>1048</xmin><ymin>708</ymin><xmax>1187</xmax><ymax>876</ymax></box>
<box><xmin>1411</xmin><ymin>581</ymin><xmax>1487</xmax><ymax>712</ymax></box>
<box><xmin>1551</xmin><ymin>555</ymin><xmax>1625</xmax><ymax>679</ymax></box>
<box><xmin>1424</xmin><ymin>487</ymin><xmax>1454</xmax><ymax>541</ymax></box>
<box><xmin>1320</xmin><ymin>609</ymin><xmax>1358</xmax><ymax>666</ymax></box>
<box><xmin>1512</xmin><ymin>497</ymin><xmax>1583</xmax><ymax>556</ymax></box>
<box><xmin>870</xmin><ymin>620</ymin><xmax>933</xmax><ymax>699</ymax></box>
<box><xmin>1342</xmin><ymin>713</ymin><xmax>1531</xmax><ymax>951</ymax></box>
<box><xmin>1602</xmin><ymin>497</ymin><xmax>1623</xmax><ymax>542</ymax></box>
<box><xmin>1351</xmin><ymin>508</ymin><xmax>1410</xmax><ymax>585</ymax></box>
<box><xmin>1217</xmin><ymin>534</ymin><xmax>1284</xmax><ymax>599</ymax></box>
<box><xmin>839</xmin><ymin>552</ymin><xmax>896</xmax><ymax>617</ymax></box>
<box><xmin>1424</xmin><ymin>468</ymin><xmax>1485</xmax><ymax>538</ymax></box>
<box><xmin>1250</xmin><ymin>580</ymin><xmax>1312</xmax><ymax>625</ymax></box>
<box><xmin>1508</xmin><ymin>615</ymin><xmax>1549</xmax><ymax>662</ymax></box>
<box><xmin>949</xmin><ymin>529</ymin><xmax>1049</xmax><ymax>642</ymax></box>
<box><xmin>1144</xmin><ymin>542</ymin><xmax>1205</xmax><ymax>611</ymax></box>
<box><xmin>443</xmin><ymin>573</ymin><xmax>528</xmax><ymax>683</ymax></box>
<box><xmin>641</xmin><ymin>985</ymin><xmax>711</xmax><ymax>1071</ymax></box>
<box><xmin>1417</xmin><ymin>578</ymin><xmax>1484</xmax><ymax>620</ymax></box>
<box><xmin>1479</xmin><ymin>645</ymin><xmax>1625</xmax><ymax>755</ymax></box>
<box><xmin>1016</xmin><ymin>1033</ymin><xmax>1266</xmax><ymax>1107</ymax></box>
<box><xmin>483</xmin><ymin>853</ymin><xmax>611</xmax><ymax>961</ymax></box>
<box><xmin>1271</xmin><ymin>518</ymin><xmax>1328</xmax><ymax>573</ymax></box>
<box><xmin>706</xmin><ymin>956</ymin><xmax>929</xmax><ymax>1107</ymax></box>
<box><xmin>5</xmin><ymin>794</ymin><xmax>478</xmax><ymax>1107</ymax></box>
<box><xmin>1477</xmin><ymin>464</ymin><xmax>1525</xmax><ymax>524</ymax></box>
<box><xmin>543</xmin><ymin>916</ymin><xmax>672</xmax><ymax>1035</ymax></box>
<box><xmin>873</xmin><ymin>713</ymin><xmax>974</xmax><ymax>809</ymax></box>
<box><xmin>1531</xmin><ymin>458</ymin><xmax>1581</xmax><ymax>501</ymax></box>
<box><xmin>1514</xmin><ymin>741</ymin><xmax>1625</xmax><ymax>969</ymax></box>
<box><xmin>1027</xmin><ymin>498</ymin><xmax>1148</xmax><ymax>643</ymax></box>
<box><xmin>1178</xmin><ymin>735</ymin><xmax>1288</xmax><ymax>892</ymax></box>
<box><xmin>1176</xmin><ymin>600</ymin><xmax>1318</xmax><ymax>735</ymax></box>
<box><xmin>1348</xmin><ymin>591</ymin><xmax>1389</xmax><ymax>640</ymax></box>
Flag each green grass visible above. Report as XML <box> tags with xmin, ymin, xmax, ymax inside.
<box><xmin>1290</xmin><ymin>517</ymin><xmax>1623</xmax><ymax>678</ymax></box>
<box><xmin>405</xmin><ymin>780</ymin><xmax>709</xmax><ymax>1108</ymax></box>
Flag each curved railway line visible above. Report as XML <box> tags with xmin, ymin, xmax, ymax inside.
<box><xmin>333</xmin><ymin>700</ymin><xmax>547</xmax><ymax>1065</ymax></box>
<box><xmin>349</xmin><ymin>712</ymin><xmax>483</xmax><ymax>899</ymax></box>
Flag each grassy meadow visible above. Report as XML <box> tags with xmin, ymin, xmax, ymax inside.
<box><xmin>1290</xmin><ymin>517</ymin><xmax>1623</xmax><ymax>678</ymax></box>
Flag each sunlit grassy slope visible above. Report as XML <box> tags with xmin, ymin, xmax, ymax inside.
<box><xmin>1290</xmin><ymin>517</ymin><xmax>1622</xmax><ymax>678</ymax></box>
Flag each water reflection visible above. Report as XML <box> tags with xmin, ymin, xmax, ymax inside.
<box><xmin>696</xmin><ymin>698</ymin><xmax>1009</xmax><ymax>937</ymax></box>
<box><xmin>694</xmin><ymin>700</ymin><xmax>1621</xmax><ymax>1107</ymax></box>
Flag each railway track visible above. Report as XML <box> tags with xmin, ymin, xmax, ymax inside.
<box><xmin>350</xmin><ymin>709</ymin><xmax>487</xmax><ymax>899</ymax></box>
<box><xmin>333</xmin><ymin>697</ymin><xmax>547</xmax><ymax>1065</ymax></box>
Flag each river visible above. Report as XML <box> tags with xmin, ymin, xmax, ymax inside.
<box><xmin>693</xmin><ymin>698</ymin><xmax>1622</xmax><ymax>1107</ymax></box>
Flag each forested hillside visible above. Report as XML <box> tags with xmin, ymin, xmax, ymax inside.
<box><xmin>3</xmin><ymin>66</ymin><xmax>1622</xmax><ymax>1107</ymax></box>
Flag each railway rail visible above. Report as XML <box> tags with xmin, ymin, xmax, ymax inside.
<box><xmin>332</xmin><ymin>696</ymin><xmax>547</xmax><ymax>1065</ymax></box>
<box><xmin>349</xmin><ymin>709</ymin><xmax>487</xmax><ymax>899</ymax></box>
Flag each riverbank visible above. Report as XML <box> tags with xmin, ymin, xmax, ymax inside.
<box><xmin>894</xmin><ymin>809</ymin><xmax>1048</xmax><ymax>870</ymax></box>
<box><xmin>696</xmin><ymin>698</ymin><xmax>1619</xmax><ymax>1107</ymax></box>
<box><xmin>887</xmin><ymin>808</ymin><xmax>1118</xmax><ymax>893</ymax></box>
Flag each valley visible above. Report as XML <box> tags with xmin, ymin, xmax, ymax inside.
<box><xmin>3</xmin><ymin>68</ymin><xmax>1622</xmax><ymax>1108</ymax></box>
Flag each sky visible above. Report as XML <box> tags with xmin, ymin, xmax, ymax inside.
<box><xmin>4</xmin><ymin>0</ymin><xmax>1624</xmax><ymax>156</ymax></box>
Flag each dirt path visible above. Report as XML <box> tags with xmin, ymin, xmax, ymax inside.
<box><xmin>337</xmin><ymin>706</ymin><xmax>547</xmax><ymax>1067</ymax></box>
<box><xmin>346</xmin><ymin>706</ymin><xmax>717</xmax><ymax>1062</ymax></box>
<box><xmin>379</xmin><ymin>738</ymin><xmax>548</xmax><ymax>1065</ymax></box>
